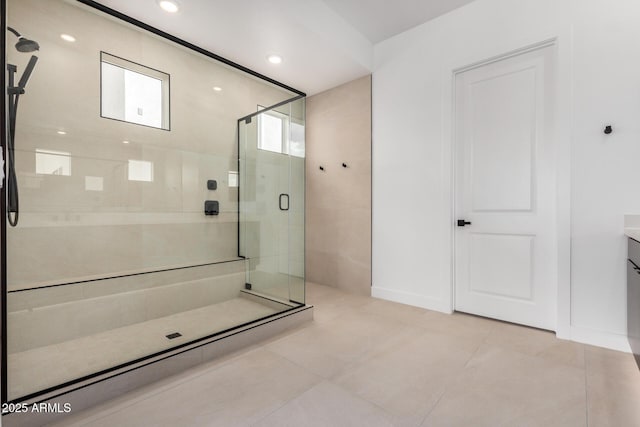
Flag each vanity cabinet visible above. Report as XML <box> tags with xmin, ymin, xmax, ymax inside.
<box><xmin>628</xmin><ymin>238</ymin><xmax>640</xmax><ymax>368</ymax></box>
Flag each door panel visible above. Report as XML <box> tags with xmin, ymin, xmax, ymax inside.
<box><xmin>469</xmin><ymin>233</ymin><xmax>534</xmax><ymax>301</ymax></box>
<box><xmin>239</xmin><ymin>117</ymin><xmax>290</xmax><ymax>301</ymax></box>
<box><xmin>469</xmin><ymin>68</ymin><xmax>536</xmax><ymax>212</ymax></box>
<box><xmin>455</xmin><ymin>45</ymin><xmax>556</xmax><ymax>330</ymax></box>
<box><xmin>238</xmin><ymin>98</ymin><xmax>305</xmax><ymax>304</ymax></box>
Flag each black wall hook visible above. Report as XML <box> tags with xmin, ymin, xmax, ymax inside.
<box><xmin>319</xmin><ymin>166</ymin><xmax>324</xmax><ymax>171</ymax></box>
<box><xmin>342</xmin><ymin>163</ymin><xmax>348</xmax><ymax>168</ymax></box>
<box><xmin>604</xmin><ymin>125</ymin><xmax>613</xmax><ymax>135</ymax></box>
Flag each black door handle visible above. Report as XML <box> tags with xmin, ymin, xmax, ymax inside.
<box><xmin>279</xmin><ymin>194</ymin><xmax>289</xmax><ymax>211</ymax></box>
<box><xmin>457</xmin><ymin>219</ymin><xmax>472</xmax><ymax>227</ymax></box>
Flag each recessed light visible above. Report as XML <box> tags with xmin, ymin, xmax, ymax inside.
<box><xmin>57</xmin><ymin>130</ymin><xmax>67</xmax><ymax>135</ymax></box>
<box><xmin>60</xmin><ymin>34</ymin><xmax>76</xmax><ymax>42</ymax></box>
<box><xmin>122</xmin><ymin>140</ymin><xmax>130</xmax><ymax>144</ymax></box>
<box><xmin>213</xmin><ymin>86</ymin><xmax>222</xmax><ymax>92</ymax></box>
<box><xmin>158</xmin><ymin>0</ymin><xmax>179</xmax><ymax>13</ymax></box>
<box><xmin>267</xmin><ymin>54</ymin><xmax>283</xmax><ymax>65</ymax></box>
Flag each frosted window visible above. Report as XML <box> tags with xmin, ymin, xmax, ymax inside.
<box><xmin>35</xmin><ymin>149</ymin><xmax>71</xmax><ymax>176</ymax></box>
<box><xmin>257</xmin><ymin>110</ymin><xmax>304</xmax><ymax>158</ymax></box>
<box><xmin>85</xmin><ymin>176</ymin><xmax>104</xmax><ymax>191</ymax></box>
<box><xmin>128</xmin><ymin>160</ymin><xmax>153</xmax><ymax>182</ymax></box>
<box><xmin>289</xmin><ymin>122</ymin><xmax>305</xmax><ymax>158</ymax></box>
<box><xmin>101</xmin><ymin>52</ymin><xmax>169</xmax><ymax>130</ymax></box>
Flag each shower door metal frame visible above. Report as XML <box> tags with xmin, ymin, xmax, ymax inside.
<box><xmin>0</xmin><ymin>0</ymin><xmax>305</xmax><ymax>405</ymax></box>
<box><xmin>237</xmin><ymin>94</ymin><xmax>306</xmax><ymax>306</ymax></box>
<box><xmin>236</xmin><ymin>93</ymin><xmax>305</xmax><ymax>259</ymax></box>
<box><xmin>76</xmin><ymin>0</ymin><xmax>305</xmax><ymax>98</ymax></box>
<box><xmin>1</xmin><ymin>0</ymin><xmax>9</xmax><ymax>405</ymax></box>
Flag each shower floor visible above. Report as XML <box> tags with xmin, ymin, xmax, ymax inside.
<box><xmin>8</xmin><ymin>294</ymin><xmax>287</xmax><ymax>400</ymax></box>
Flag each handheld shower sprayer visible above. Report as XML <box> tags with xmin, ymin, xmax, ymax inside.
<box><xmin>6</xmin><ymin>27</ymin><xmax>40</xmax><ymax>226</ymax></box>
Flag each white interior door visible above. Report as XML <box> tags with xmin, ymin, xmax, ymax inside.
<box><xmin>454</xmin><ymin>45</ymin><xmax>557</xmax><ymax>331</ymax></box>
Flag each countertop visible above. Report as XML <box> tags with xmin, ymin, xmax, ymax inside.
<box><xmin>625</xmin><ymin>228</ymin><xmax>640</xmax><ymax>242</ymax></box>
<box><xmin>625</xmin><ymin>215</ymin><xmax>640</xmax><ymax>241</ymax></box>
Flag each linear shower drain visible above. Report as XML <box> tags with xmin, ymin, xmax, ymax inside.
<box><xmin>166</xmin><ymin>332</ymin><xmax>182</xmax><ymax>339</ymax></box>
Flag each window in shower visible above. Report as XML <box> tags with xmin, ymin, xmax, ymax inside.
<box><xmin>35</xmin><ymin>149</ymin><xmax>71</xmax><ymax>176</ymax></box>
<box><xmin>100</xmin><ymin>52</ymin><xmax>170</xmax><ymax>130</ymax></box>
<box><xmin>258</xmin><ymin>110</ymin><xmax>286</xmax><ymax>154</ymax></box>
<box><xmin>257</xmin><ymin>109</ymin><xmax>305</xmax><ymax>158</ymax></box>
<box><xmin>85</xmin><ymin>176</ymin><xmax>104</xmax><ymax>191</ymax></box>
<box><xmin>128</xmin><ymin>159</ymin><xmax>154</xmax><ymax>182</ymax></box>
<box><xmin>289</xmin><ymin>122</ymin><xmax>305</xmax><ymax>158</ymax></box>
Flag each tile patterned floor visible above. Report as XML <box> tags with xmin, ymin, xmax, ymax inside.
<box><xmin>56</xmin><ymin>283</ymin><xmax>640</xmax><ymax>427</ymax></box>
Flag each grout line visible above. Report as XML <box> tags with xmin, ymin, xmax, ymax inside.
<box><xmin>462</xmin><ymin>337</ymin><xmax>485</xmax><ymax>370</ymax></box>
<box><xmin>261</xmin><ymin>346</ymin><xmax>328</xmax><ymax>380</ymax></box>
<box><xmin>419</xmin><ymin>337</ymin><xmax>485</xmax><ymax>425</ymax></box>
<box><xmin>252</xmin><ymin>382</ymin><xmax>321</xmax><ymax>426</ymax></box>
<box><xmin>326</xmin><ymin>379</ymin><xmax>396</xmax><ymax>424</ymax></box>
<box><xmin>247</xmin><ymin>356</ymin><xmax>323</xmax><ymax>426</ymax></box>
<box><xmin>418</xmin><ymin>386</ymin><xmax>448</xmax><ymax>427</ymax></box>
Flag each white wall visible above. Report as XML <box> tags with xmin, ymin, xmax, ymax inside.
<box><xmin>372</xmin><ymin>0</ymin><xmax>640</xmax><ymax>351</ymax></box>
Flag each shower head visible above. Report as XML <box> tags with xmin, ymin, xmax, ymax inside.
<box><xmin>15</xmin><ymin>37</ymin><xmax>40</xmax><ymax>52</ymax></box>
<box><xmin>7</xmin><ymin>26</ymin><xmax>40</xmax><ymax>52</ymax></box>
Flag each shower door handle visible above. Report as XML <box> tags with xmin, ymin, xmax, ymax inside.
<box><xmin>279</xmin><ymin>194</ymin><xmax>289</xmax><ymax>211</ymax></box>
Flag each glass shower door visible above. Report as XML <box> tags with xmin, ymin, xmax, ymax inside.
<box><xmin>239</xmin><ymin>97</ymin><xmax>305</xmax><ymax>305</ymax></box>
<box><xmin>287</xmin><ymin>97</ymin><xmax>305</xmax><ymax>304</ymax></box>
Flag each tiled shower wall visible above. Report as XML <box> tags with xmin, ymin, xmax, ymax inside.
<box><xmin>6</xmin><ymin>0</ymin><xmax>293</xmax><ymax>290</ymax></box>
<box><xmin>305</xmin><ymin>75</ymin><xmax>372</xmax><ymax>295</ymax></box>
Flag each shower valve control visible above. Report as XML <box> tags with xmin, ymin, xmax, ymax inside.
<box><xmin>204</xmin><ymin>200</ymin><xmax>219</xmax><ymax>216</ymax></box>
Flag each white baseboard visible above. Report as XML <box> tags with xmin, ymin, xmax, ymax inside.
<box><xmin>568</xmin><ymin>326</ymin><xmax>631</xmax><ymax>353</ymax></box>
<box><xmin>371</xmin><ymin>286</ymin><xmax>452</xmax><ymax>314</ymax></box>
<box><xmin>372</xmin><ymin>286</ymin><xmax>632</xmax><ymax>353</ymax></box>
<box><xmin>372</xmin><ymin>287</ymin><xmax>632</xmax><ymax>353</ymax></box>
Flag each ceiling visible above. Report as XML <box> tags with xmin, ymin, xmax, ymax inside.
<box><xmin>322</xmin><ymin>0</ymin><xmax>476</xmax><ymax>44</ymax></box>
<box><xmin>92</xmin><ymin>0</ymin><xmax>476</xmax><ymax>95</ymax></box>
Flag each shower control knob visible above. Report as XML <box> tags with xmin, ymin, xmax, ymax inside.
<box><xmin>457</xmin><ymin>219</ymin><xmax>472</xmax><ymax>227</ymax></box>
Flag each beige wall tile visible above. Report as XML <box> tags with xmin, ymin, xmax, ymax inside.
<box><xmin>305</xmin><ymin>75</ymin><xmax>372</xmax><ymax>296</ymax></box>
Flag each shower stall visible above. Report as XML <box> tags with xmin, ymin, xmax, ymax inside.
<box><xmin>2</xmin><ymin>0</ymin><xmax>306</xmax><ymax>406</ymax></box>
